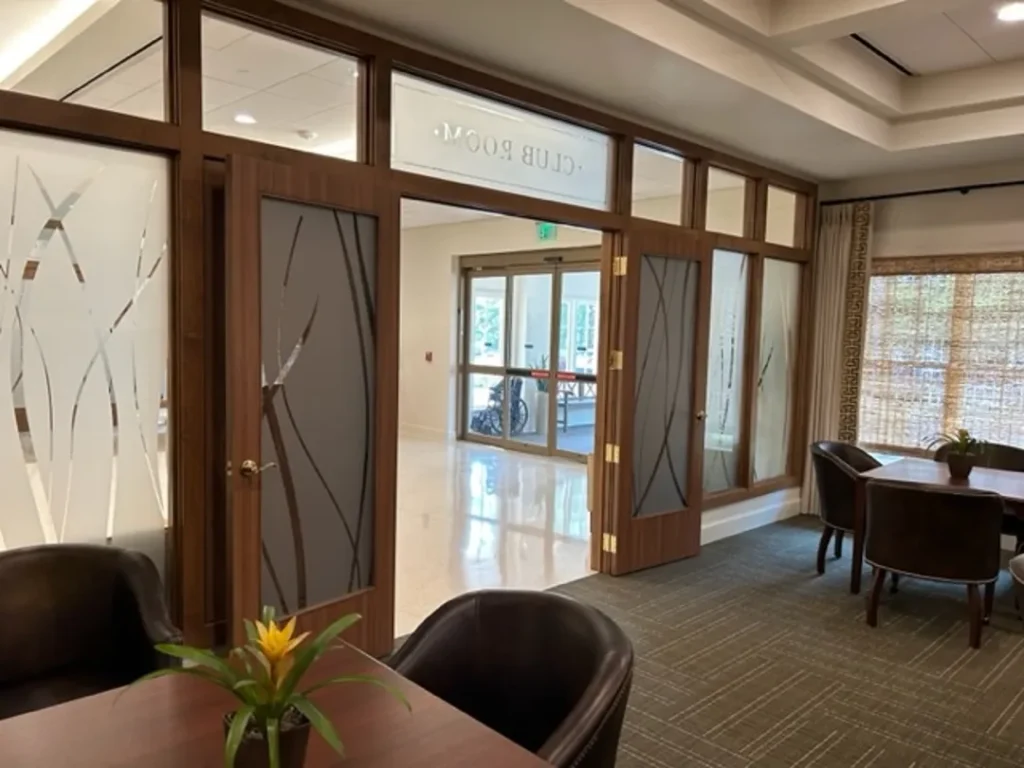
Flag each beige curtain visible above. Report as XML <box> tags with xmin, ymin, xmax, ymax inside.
<box><xmin>801</xmin><ymin>202</ymin><xmax>873</xmax><ymax>515</ymax></box>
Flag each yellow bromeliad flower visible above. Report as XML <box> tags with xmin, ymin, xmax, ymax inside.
<box><xmin>255</xmin><ymin>616</ymin><xmax>309</xmax><ymax>664</ymax></box>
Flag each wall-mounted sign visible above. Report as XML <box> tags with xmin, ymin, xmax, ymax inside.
<box><xmin>391</xmin><ymin>74</ymin><xmax>612</xmax><ymax>211</ymax></box>
<box><xmin>536</xmin><ymin>221</ymin><xmax>558</xmax><ymax>241</ymax></box>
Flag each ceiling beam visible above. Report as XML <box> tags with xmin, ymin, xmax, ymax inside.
<box><xmin>769</xmin><ymin>0</ymin><xmax>975</xmax><ymax>46</ymax></box>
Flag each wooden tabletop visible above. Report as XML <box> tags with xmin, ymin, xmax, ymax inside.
<box><xmin>0</xmin><ymin>645</ymin><xmax>549</xmax><ymax>768</ymax></box>
<box><xmin>862</xmin><ymin>457</ymin><xmax>1024</xmax><ymax>503</ymax></box>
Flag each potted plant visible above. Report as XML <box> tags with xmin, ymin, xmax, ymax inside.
<box><xmin>126</xmin><ymin>608</ymin><xmax>409</xmax><ymax>768</ymax></box>
<box><xmin>928</xmin><ymin>428</ymin><xmax>986</xmax><ymax>479</ymax></box>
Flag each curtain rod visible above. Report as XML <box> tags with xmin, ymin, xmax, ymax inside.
<box><xmin>820</xmin><ymin>179</ymin><xmax>1024</xmax><ymax>207</ymax></box>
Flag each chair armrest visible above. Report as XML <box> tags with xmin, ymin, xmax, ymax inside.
<box><xmin>119</xmin><ymin>551</ymin><xmax>184</xmax><ymax>649</ymax></box>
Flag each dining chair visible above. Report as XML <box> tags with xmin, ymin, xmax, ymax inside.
<box><xmin>390</xmin><ymin>590</ymin><xmax>633</xmax><ymax>768</ymax></box>
<box><xmin>0</xmin><ymin>544</ymin><xmax>182</xmax><ymax>720</ymax></box>
<box><xmin>934</xmin><ymin>442</ymin><xmax>1024</xmax><ymax>552</ymax></box>
<box><xmin>810</xmin><ymin>441</ymin><xmax>881</xmax><ymax>575</ymax></box>
<box><xmin>1010</xmin><ymin>554</ymin><xmax>1024</xmax><ymax>624</ymax></box>
<box><xmin>864</xmin><ymin>480</ymin><xmax>1004</xmax><ymax>649</ymax></box>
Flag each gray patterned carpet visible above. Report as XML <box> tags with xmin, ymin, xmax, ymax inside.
<box><xmin>554</xmin><ymin>517</ymin><xmax>1024</xmax><ymax>768</ymax></box>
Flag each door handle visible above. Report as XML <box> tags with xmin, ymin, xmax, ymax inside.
<box><xmin>238</xmin><ymin>459</ymin><xmax>277</xmax><ymax>478</ymax></box>
<box><xmin>695</xmin><ymin>411</ymin><xmax>706</xmax><ymax>421</ymax></box>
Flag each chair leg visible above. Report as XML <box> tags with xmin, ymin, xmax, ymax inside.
<box><xmin>867</xmin><ymin>567</ymin><xmax>887</xmax><ymax>628</ymax></box>
<box><xmin>890</xmin><ymin>573</ymin><xmax>900</xmax><ymax>594</ymax></box>
<box><xmin>817</xmin><ymin>526</ymin><xmax>834</xmax><ymax>575</ymax></box>
<box><xmin>984</xmin><ymin>581</ymin><xmax>995</xmax><ymax>624</ymax></box>
<box><xmin>967</xmin><ymin>584</ymin><xmax>982</xmax><ymax>649</ymax></box>
<box><xmin>834</xmin><ymin>530</ymin><xmax>844</xmax><ymax>559</ymax></box>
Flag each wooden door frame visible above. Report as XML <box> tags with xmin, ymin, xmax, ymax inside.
<box><xmin>603</xmin><ymin>225</ymin><xmax>712</xmax><ymax>575</ymax></box>
<box><xmin>225</xmin><ymin>154</ymin><xmax>398</xmax><ymax>656</ymax></box>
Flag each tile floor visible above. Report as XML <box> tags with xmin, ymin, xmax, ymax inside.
<box><xmin>395</xmin><ymin>432</ymin><xmax>594</xmax><ymax>637</ymax></box>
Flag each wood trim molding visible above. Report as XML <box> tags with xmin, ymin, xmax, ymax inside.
<box><xmin>872</xmin><ymin>252</ymin><xmax>1024</xmax><ymax>276</ymax></box>
<box><xmin>0</xmin><ymin>90</ymin><xmax>180</xmax><ymax>152</ymax></box>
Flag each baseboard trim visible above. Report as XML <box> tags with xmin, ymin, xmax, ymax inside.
<box><xmin>398</xmin><ymin>424</ymin><xmax>450</xmax><ymax>439</ymax></box>
<box><xmin>701</xmin><ymin>490</ymin><xmax>801</xmax><ymax>546</ymax></box>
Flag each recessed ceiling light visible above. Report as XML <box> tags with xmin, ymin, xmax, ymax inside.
<box><xmin>998</xmin><ymin>2</ymin><xmax>1024</xmax><ymax>22</ymax></box>
<box><xmin>234</xmin><ymin>112</ymin><xmax>257</xmax><ymax>125</ymax></box>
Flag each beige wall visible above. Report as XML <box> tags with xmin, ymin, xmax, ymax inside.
<box><xmin>872</xmin><ymin>186</ymin><xmax>1024</xmax><ymax>258</ymax></box>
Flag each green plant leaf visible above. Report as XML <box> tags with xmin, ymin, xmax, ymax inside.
<box><xmin>290</xmin><ymin>696</ymin><xmax>345</xmax><ymax>757</ymax></box>
<box><xmin>243</xmin><ymin>619</ymin><xmax>259</xmax><ymax>645</ymax></box>
<box><xmin>156</xmin><ymin>644</ymin><xmax>239</xmax><ymax>684</ymax></box>
<box><xmin>277</xmin><ymin>614</ymin><xmax>362</xmax><ymax>701</ymax></box>
<box><xmin>302</xmin><ymin>675</ymin><xmax>411</xmax><ymax>711</ymax></box>
<box><xmin>261</xmin><ymin>605</ymin><xmax>276</xmax><ymax>626</ymax></box>
<box><xmin>224</xmin><ymin>704</ymin><xmax>255</xmax><ymax>768</ymax></box>
<box><xmin>267</xmin><ymin>717</ymin><xmax>281</xmax><ymax>768</ymax></box>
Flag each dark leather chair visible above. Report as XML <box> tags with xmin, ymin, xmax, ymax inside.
<box><xmin>864</xmin><ymin>480</ymin><xmax>1003</xmax><ymax>649</ymax></box>
<box><xmin>810</xmin><ymin>441</ymin><xmax>881</xmax><ymax>575</ymax></box>
<box><xmin>934</xmin><ymin>442</ymin><xmax>1024</xmax><ymax>551</ymax></box>
<box><xmin>390</xmin><ymin>590</ymin><xmax>633</xmax><ymax>768</ymax></box>
<box><xmin>0</xmin><ymin>544</ymin><xmax>181</xmax><ymax>720</ymax></box>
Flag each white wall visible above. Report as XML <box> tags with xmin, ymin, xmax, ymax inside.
<box><xmin>872</xmin><ymin>185</ymin><xmax>1024</xmax><ymax>258</ymax></box>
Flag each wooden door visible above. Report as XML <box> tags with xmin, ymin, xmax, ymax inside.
<box><xmin>225</xmin><ymin>155</ymin><xmax>396</xmax><ymax>655</ymax></box>
<box><xmin>603</xmin><ymin>228</ymin><xmax>711</xmax><ymax>574</ymax></box>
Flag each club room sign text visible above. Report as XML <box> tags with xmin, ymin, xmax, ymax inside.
<box><xmin>391</xmin><ymin>74</ymin><xmax>611</xmax><ymax>210</ymax></box>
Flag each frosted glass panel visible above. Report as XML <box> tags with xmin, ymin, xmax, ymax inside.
<box><xmin>0</xmin><ymin>129</ymin><xmax>169</xmax><ymax>571</ymax></box>
<box><xmin>260</xmin><ymin>198</ymin><xmax>376</xmax><ymax>613</ymax></box>
<box><xmin>754</xmin><ymin>259</ymin><xmax>802</xmax><ymax>481</ymax></box>
<box><xmin>704</xmin><ymin>250</ymin><xmax>748</xmax><ymax>493</ymax></box>
<box><xmin>633</xmin><ymin>256</ymin><xmax>699</xmax><ymax>518</ymax></box>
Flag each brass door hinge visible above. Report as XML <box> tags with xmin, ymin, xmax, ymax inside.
<box><xmin>604</xmin><ymin>443</ymin><xmax>620</xmax><ymax>464</ymax></box>
<box><xmin>602</xmin><ymin>533</ymin><xmax>617</xmax><ymax>554</ymax></box>
<box><xmin>609</xmin><ymin>350</ymin><xmax>623</xmax><ymax>370</ymax></box>
<box><xmin>612</xmin><ymin>256</ymin><xmax>627</xmax><ymax>276</ymax></box>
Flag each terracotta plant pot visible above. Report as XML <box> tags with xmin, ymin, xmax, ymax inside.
<box><xmin>947</xmin><ymin>453</ymin><xmax>975</xmax><ymax>480</ymax></box>
<box><xmin>224</xmin><ymin>709</ymin><xmax>311</xmax><ymax>768</ymax></box>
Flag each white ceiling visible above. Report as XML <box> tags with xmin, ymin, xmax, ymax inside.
<box><xmin>862</xmin><ymin>1</ymin><xmax>1024</xmax><ymax>74</ymax></box>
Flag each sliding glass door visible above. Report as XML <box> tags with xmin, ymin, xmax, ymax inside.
<box><xmin>460</xmin><ymin>254</ymin><xmax>599</xmax><ymax>460</ymax></box>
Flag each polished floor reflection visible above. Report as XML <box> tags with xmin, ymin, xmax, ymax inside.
<box><xmin>395</xmin><ymin>433</ymin><xmax>593</xmax><ymax>637</ymax></box>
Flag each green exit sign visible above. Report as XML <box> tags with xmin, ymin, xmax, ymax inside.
<box><xmin>536</xmin><ymin>221</ymin><xmax>558</xmax><ymax>241</ymax></box>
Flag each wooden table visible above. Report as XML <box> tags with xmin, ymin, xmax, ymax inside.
<box><xmin>0</xmin><ymin>645</ymin><xmax>550</xmax><ymax>768</ymax></box>
<box><xmin>852</xmin><ymin>457</ymin><xmax>1024</xmax><ymax>594</ymax></box>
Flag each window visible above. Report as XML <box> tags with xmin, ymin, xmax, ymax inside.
<box><xmin>632</xmin><ymin>144</ymin><xmax>684</xmax><ymax>224</ymax></box>
<box><xmin>202</xmin><ymin>15</ymin><xmax>362</xmax><ymax>158</ymax></box>
<box><xmin>559</xmin><ymin>299</ymin><xmax>598</xmax><ymax>373</ymax></box>
<box><xmin>753</xmin><ymin>259</ymin><xmax>801</xmax><ymax>481</ymax></box>
<box><xmin>704</xmin><ymin>250</ymin><xmax>749</xmax><ymax>492</ymax></box>
<box><xmin>391</xmin><ymin>72</ymin><xmax>613</xmax><ymax>210</ymax></box>
<box><xmin>765</xmin><ymin>186</ymin><xmax>801</xmax><ymax>247</ymax></box>
<box><xmin>0</xmin><ymin>127</ymin><xmax>170</xmax><ymax>573</ymax></box>
<box><xmin>859</xmin><ymin>269</ymin><xmax>1024</xmax><ymax>451</ymax></box>
<box><xmin>4</xmin><ymin>0</ymin><xmax>166</xmax><ymax>121</ymax></box>
<box><xmin>706</xmin><ymin>168</ymin><xmax>748</xmax><ymax>237</ymax></box>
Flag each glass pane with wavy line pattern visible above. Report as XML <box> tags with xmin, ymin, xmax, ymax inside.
<box><xmin>0</xmin><ymin>129</ymin><xmax>169</xmax><ymax>574</ymax></box>
<box><xmin>753</xmin><ymin>259</ymin><xmax>802</xmax><ymax>481</ymax></box>
<box><xmin>704</xmin><ymin>250</ymin><xmax>748</xmax><ymax>493</ymax></box>
<box><xmin>632</xmin><ymin>255</ymin><xmax>699</xmax><ymax>518</ymax></box>
<box><xmin>259</xmin><ymin>198</ymin><xmax>376</xmax><ymax>614</ymax></box>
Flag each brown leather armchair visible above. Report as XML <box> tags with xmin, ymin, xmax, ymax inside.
<box><xmin>0</xmin><ymin>544</ymin><xmax>182</xmax><ymax>720</ymax></box>
<box><xmin>810</xmin><ymin>441</ymin><xmax>881</xmax><ymax>575</ymax></box>
<box><xmin>390</xmin><ymin>590</ymin><xmax>633</xmax><ymax>768</ymax></box>
<box><xmin>864</xmin><ymin>480</ymin><xmax>1003</xmax><ymax>649</ymax></box>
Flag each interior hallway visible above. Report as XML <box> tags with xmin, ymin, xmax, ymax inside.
<box><xmin>395</xmin><ymin>432</ymin><xmax>593</xmax><ymax>637</ymax></box>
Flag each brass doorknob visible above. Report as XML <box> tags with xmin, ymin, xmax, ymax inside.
<box><xmin>239</xmin><ymin>459</ymin><xmax>277</xmax><ymax>478</ymax></box>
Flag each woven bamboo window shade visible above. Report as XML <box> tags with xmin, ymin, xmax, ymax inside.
<box><xmin>858</xmin><ymin>255</ymin><xmax>1024</xmax><ymax>452</ymax></box>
